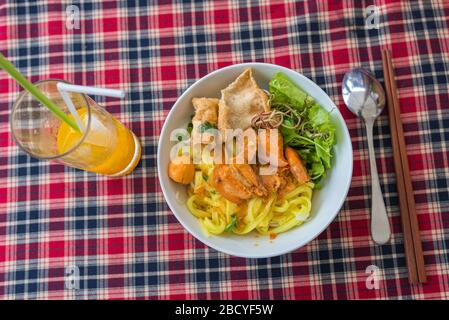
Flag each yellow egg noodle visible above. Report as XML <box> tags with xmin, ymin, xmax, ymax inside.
<box><xmin>186</xmin><ymin>163</ymin><xmax>314</xmax><ymax>237</ymax></box>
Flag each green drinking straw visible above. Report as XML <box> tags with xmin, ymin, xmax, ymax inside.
<box><xmin>0</xmin><ymin>53</ymin><xmax>80</xmax><ymax>132</ymax></box>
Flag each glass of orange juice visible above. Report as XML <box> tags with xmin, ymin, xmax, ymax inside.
<box><xmin>10</xmin><ymin>79</ymin><xmax>141</xmax><ymax>176</ymax></box>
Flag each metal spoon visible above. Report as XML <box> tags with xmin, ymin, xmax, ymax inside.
<box><xmin>342</xmin><ymin>68</ymin><xmax>391</xmax><ymax>244</ymax></box>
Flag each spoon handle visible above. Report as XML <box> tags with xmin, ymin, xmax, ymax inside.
<box><xmin>365</xmin><ymin>120</ymin><xmax>391</xmax><ymax>244</ymax></box>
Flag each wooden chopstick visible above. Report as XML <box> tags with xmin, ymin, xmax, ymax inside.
<box><xmin>381</xmin><ymin>49</ymin><xmax>427</xmax><ymax>284</ymax></box>
<box><xmin>382</xmin><ymin>51</ymin><xmax>418</xmax><ymax>283</ymax></box>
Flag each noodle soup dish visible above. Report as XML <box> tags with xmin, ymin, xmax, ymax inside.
<box><xmin>157</xmin><ymin>63</ymin><xmax>353</xmax><ymax>258</ymax></box>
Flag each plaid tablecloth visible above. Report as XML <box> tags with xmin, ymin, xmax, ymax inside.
<box><xmin>1</xmin><ymin>0</ymin><xmax>448</xmax><ymax>300</ymax></box>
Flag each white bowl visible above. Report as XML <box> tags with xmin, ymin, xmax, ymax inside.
<box><xmin>157</xmin><ymin>63</ymin><xmax>353</xmax><ymax>258</ymax></box>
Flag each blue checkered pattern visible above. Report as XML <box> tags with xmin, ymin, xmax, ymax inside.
<box><xmin>0</xmin><ymin>0</ymin><xmax>449</xmax><ymax>299</ymax></box>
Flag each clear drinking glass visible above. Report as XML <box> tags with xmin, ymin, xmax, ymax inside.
<box><xmin>10</xmin><ymin>80</ymin><xmax>141</xmax><ymax>176</ymax></box>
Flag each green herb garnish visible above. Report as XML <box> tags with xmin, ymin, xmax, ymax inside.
<box><xmin>199</xmin><ymin>121</ymin><xmax>217</xmax><ymax>133</ymax></box>
<box><xmin>269</xmin><ymin>72</ymin><xmax>336</xmax><ymax>182</ymax></box>
<box><xmin>186</xmin><ymin>114</ymin><xmax>194</xmax><ymax>134</ymax></box>
<box><xmin>225</xmin><ymin>215</ymin><xmax>237</xmax><ymax>233</ymax></box>
<box><xmin>187</xmin><ymin>122</ymin><xmax>193</xmax><ymax>134</ymax></box>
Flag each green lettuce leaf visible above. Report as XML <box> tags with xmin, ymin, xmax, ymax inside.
<box><xmin>269</xmin><ymin>72</ymin><xmax>314</xmax><ymax>111</ymax></box>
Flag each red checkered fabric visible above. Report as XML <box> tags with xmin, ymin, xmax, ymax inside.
<box><xmin>1</xmin><ymin>0</ymin><xmax>449</xmax><ymax>299</ymax></box>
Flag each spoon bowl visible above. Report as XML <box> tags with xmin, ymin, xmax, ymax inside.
<box><xmin>342</xmin><ymin>68</ymin><xmax>386</xmax><ymax>120</ymax></box>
